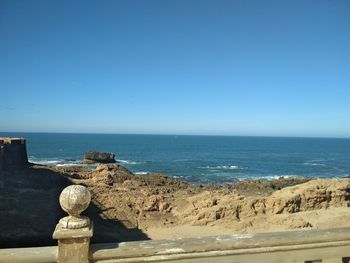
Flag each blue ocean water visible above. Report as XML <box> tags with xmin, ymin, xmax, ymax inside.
<box><xmin>1</xmin><ymin>132</ymin><xmax>349</xmax><ymax>184</ymax></box>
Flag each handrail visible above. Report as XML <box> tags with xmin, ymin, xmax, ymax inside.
<box><xmin>2</xmin><ymin>228</ymin><xmax>350</xmax><ymax>263</ymax></box>
<box><xmin>0</xmin><ymin>246</ymin><xmax>57</xmax><ymax>263</ymax></box>
<box><xmin>90</xmin><ymin>227</ymin><xmax>350</xmax><ymax>261</ymax></box>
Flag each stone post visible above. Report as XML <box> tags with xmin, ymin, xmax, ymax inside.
<box><xmin>53</xmin><ymin>185</ymin><xmax>93</xmax><ymax>263</ymax></box>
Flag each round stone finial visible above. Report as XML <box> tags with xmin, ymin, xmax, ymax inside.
<box><xmin>58</xmin><ymin>185</ymin><xmax>91</xmax><ymax>229</ymax></box>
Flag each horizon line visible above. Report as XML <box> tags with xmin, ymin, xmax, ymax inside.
<box><xmin>0</xmin><ymin>131</ymin><xmax>349</xmax><ymax>140</ymax></box>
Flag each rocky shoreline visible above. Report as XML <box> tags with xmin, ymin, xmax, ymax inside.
<box><xmin>1</xmin><ymin>161</ymin><xmax>349</xmax><ymax>247</ymax></box>
<box><xmin>54</xmin><ymin>164</ymin><xmax>350</xmax><ymax>238</ymax></box>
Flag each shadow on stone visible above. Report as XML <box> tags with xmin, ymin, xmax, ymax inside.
<box><xmin>86</xmin><ymin>203</ymin><xmax>150</xmax><ymax>243</ymax></box>
<box><xmin>0</xmin><ymin>166</ymin><xmax>149</xmax><ymax>248</ymax></box>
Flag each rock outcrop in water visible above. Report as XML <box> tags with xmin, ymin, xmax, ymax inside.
<box><xmin>83</xmin><ymin>151</ymin><xmax>116</xmax><ymax>164</ymax></box>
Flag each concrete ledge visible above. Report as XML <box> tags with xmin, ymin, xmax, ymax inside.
<box><xmin>90</xmin><ymin>227</ymin><xmax>350</xmax><ymax>262</ymax></box>
<box><xmin>0</xmin><ymin>246</ymin><xmax>57</xmax><ymax>263</ymax></box>
<box><xmin>1</xmin><ymin>227</ymin><xmax>350</xmax><ymax>263</ymax></box>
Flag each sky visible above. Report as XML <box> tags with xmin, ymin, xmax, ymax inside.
<box><xmin>0</xmin><ymin>0</ymin><xmax>349</xmax><ymax>137</ymax></box>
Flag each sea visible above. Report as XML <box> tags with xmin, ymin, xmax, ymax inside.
<box><xmin>1</xmin><ymin>132</ymin><xmax>349</xmax><ymax>184</ymax></box>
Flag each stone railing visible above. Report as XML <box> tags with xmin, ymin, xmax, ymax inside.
<box><xmin>1</xmin><ymin>185</ymin><xmax>350</xmax><ymax>263</ymax></box>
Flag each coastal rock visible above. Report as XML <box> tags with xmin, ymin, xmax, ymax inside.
<box><xmin>142</xmin><ymin>195</ymin><xmax>163</xmax><ymax>211</ymax></box>
<box><xmin>233</xmin><ymin>177</ymin><xmax>310</xmax><ymax>196</ymax></box>
<box><xmin>96</xmin><ymin>163</ymin><xmax>120</xmax><ymax>172</ymax></box>
<box><xmin>176</xmin><ymin>179</ymin><xmax>350</xmax><ymax>226</ymax></box>
<box><xmin>265</xmin><ymin>179</ymin><xmax>350</xmax><ymax>214</ymax></box>
<box><xmin>94</xmin><ymin>164</ymin><xmax>133</xmax><ymax>184</ymax></box>
<box><xmin>104</xmin><ymin>174</ymin><xmax>114</xmax><ymax>186</ymax></box>
<box><xmin>83</xmin><ymin>151</ymin><xmax>116</xmax><ymax>164</ymax></box>
<box><xmin>83</xmin><ymin>165</ymin><xmax>350</xmax><ymax>230</ymax></box>
<box><xmin>8</xmin><ymin>157</ymin><xmax>349</xmax><ymax>248</ymax></box>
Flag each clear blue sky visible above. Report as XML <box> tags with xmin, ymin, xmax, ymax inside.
<box><xmin>0</xmin><ymin>0</ymin><xmax>349</xmax><ymax>137</ymax></box>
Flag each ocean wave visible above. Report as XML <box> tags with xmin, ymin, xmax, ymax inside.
<box><xmin>237</xmin><ymin>174</ymin><xmax>299</xmax><ymax>181</ymax></box>
<box><xmin>198</xmin><ymin>165</ymin><xmax>245</xmax><ymax>170</ymax></box>
<box><xmin>304</xmin><ymin>162</ymin><xmax>326</xmax><ymax>167</ymax></box>
<box><xmin>134</xmin><ymin>171</ymin><xmax>149</xmax><ymax>175</ymax></box>
<box><xmin>29</xmin><ymin>159</ymin><xmax>60</xmax><ymax>165</ymax></box>
<box><xmin>261</xmin><ymin>175</ymin><xmax>294</xmax><ymax>180</ymax></box>
<box><xmin>117</xmin><ymin>159</ymin><xmax>144</xmax><ymax>165</ymax></box>
<box><xmin>56</xmin><ymin>163</ymin><xmax>83</xmax><ymax>167</ymax></box>
<box><xmin>29</xmin><ymin>158</ymin><xmax>83</xmax><ymax>167</ymax></box>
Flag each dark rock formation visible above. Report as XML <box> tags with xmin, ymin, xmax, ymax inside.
<box><xmin>83</xmin><ymin>151</ymin><xmax>116</xmax><ymax>164</ymax></box>
<box><xmin>0</xmin><ymin>138</ymin><xmax>28</xmax><ymax>171</ymax></box>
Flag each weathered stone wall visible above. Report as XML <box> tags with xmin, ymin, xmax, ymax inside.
<box><xmin>0</xmin><ymin>168</ymin><xmax>69</xmax><ymax>248</ymax></box>
<box><xmin>0</xmin><ymin>138</ymin><xmax>28</xmax><ymax>171</ymax></box>
<box><xmin>0</xmin><ymin>138</ymin><xmax>69</xmax><ymax>248</ymax></box>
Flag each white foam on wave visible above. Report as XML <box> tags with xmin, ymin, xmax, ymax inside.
<box><xmin>56</xmin><ymin>163</ymin><xmax>84</xmax><ymax>167</ymax></box>
<box><xmin>29</xmin><ymin>158</ymin><xmax>83</xmax><ymax>167</ymax></box>
<box><xmin>29</xmin><ymin>159</ymin><xmax>60</xmax><ymax>165</ymax></box>
<box><xmin>237</xmin><ymin>174</ymin><xmax>299</xmax><ymax>181</ymax></box>
<box><xmin>134</xmin><ymin>171</ymin><xmax>149</xmax><ymax>175</ymax></box>
<box><xmin>304</xmin><ymin>162</ymin><xmax>327</xmax><ymax>167</ymax></box>
<box><xmin>199</xmin><ymin>165</ymin><xmax>245</xmax><ymax>170</ymax></box>
<box><xmin>117</xmin><ymin>159</ymin><xmax>144</xmax><ymax>165</ymax></box>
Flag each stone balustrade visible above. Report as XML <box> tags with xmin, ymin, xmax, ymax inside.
<box><xmin>0</xmin><ymin>184</ymin><xmax>350</xmax><ymax>263</ymax></box>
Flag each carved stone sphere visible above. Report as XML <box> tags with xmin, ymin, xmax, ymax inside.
<box><xmin>59</xmin><ymin>185</ymin><xmax>91</xmax><ymax>217</ymax></box>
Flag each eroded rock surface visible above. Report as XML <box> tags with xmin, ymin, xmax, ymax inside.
<box><xmin>265</xmin><ymin>179</ymin><xmax>350</xmax><ymax>214</ymax></box>
<box><xmin>83</xmin><ymin>151</ymin><xmax>116</xmax><ymax>164</ymax></box>
<box><xmin>65</xmin><ymin>165</ymin><xmax>350</xmax><ymax>233</ymax></box>
<box><xmin>2</xmin><ymin>162</ymin><xmax>349</xmax><ymax>248</ymax></box>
